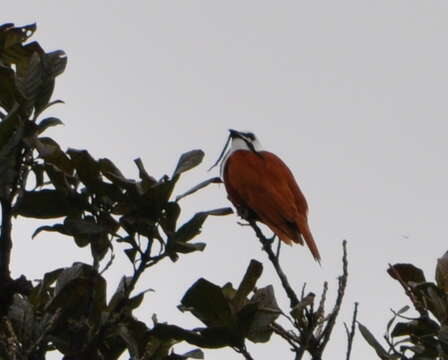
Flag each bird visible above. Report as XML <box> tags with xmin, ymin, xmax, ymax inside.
<box><xmin>215</xmin><ymin>129</ymin><xmax>321</xmax><ymax>262</ymax></box>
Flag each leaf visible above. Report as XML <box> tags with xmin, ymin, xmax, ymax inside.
<box><xmin>172</xmin><ymin>149</ymin><xmax>204</xmax><ymax>178</ymax></box>
<box><xmin>134</xmin><ymin>157</ymin><xmax>157</xmax><ymax>190</ymax></box>
<box><xmin>244</xmin><ymin>285</ymin><xmax>281</xmax><ymax>343</ymax></box>
<box><xmin>90</xmin><ymin>233</ymin><xmax>109</xmax><ymax>263</ymax></box>
<box><xmin>48</xmin><ymin>263</ymin><xmax>107</xmax><ymax>322</ymax></box>
<box><xmin>176</xmin><ymin>177</ymin><xmax>222</xmax><ymax>202</ymax></box>
<box><xmin>117</xmin><ymin>319</ymin><xmax>150</xmax><ymax>359</ymax></box>
<box><xmin>32</xmin><ymin>223</ymin><xmax>71</xmax><ymax>239</ymax></box>
<box><xmin>358</xmin><ymin>322</ymin><xmax>391</xmax><ymax>360</ymax></box>
<box><xmin>415</xmin><ymin>282</ymin><xmax>448</xmax><ymax>323</ymax></box>
<box><xmin>233</xmin><ymin>260</ymin><xmax>263</xmax><ymax>310</ymax></box>
<box><xmin>160</xmin><ymin>202</ymin><xmax>181</xmax><ymax>235</ymax></box>
<box><xmin>174</xmin><ymin>207</ymin><xmax>233</xmax><ymax>243</ymax></box>
<box><xmin>67</xmin><ymin>148</ymin><xmax>101</xmax><ymax>189</ymax></box>
<box><xmin>180</xmin><ymin>278</ymin><xmax>236</xmax><ymax>329</ymax></box>
<box><xmin>181</xmin><ymin>349</ymin><xmax>204</xmax><ymax>359</ymax></box>
<box><xmin>108</xmin><ymin>276</ymin><xmax>133</xmax><ymax>313</ymax></box>
<box><xmin>34</xmin><ymin>137</ymin><xmax>73</xmax><ymax>174</ymax></box>
<box><xmin>7</xmin><ymin>295</ymin><xmax>35</xmax><ymax>349</ymax></box>
<box><xmin>436</xmin><ymin>251</ymin><xmax>448</xmax><ymax>292</ymax></box>
<box><xmin>36</xmin><ymin>117</ymin><xmax>63</xmax><ymax>134</ymax></box>
<box><xmin>391</xmin><ymin>317</ymin><xmax>439</xmax><ymax>339</ymax></box>
<box><xmin>387</xmin><ymin>263</ymin><xmax>426</xmax><ymax>285</ymax></box>
<box><xmin>0</xmin><ymin>65</ymin><xmax>17</xmax><ymax>111</ymax></box>
<box><xmin>13</xmin><ymin>189</ymin><xmax>83</xmax><ymax>218</ymax></box>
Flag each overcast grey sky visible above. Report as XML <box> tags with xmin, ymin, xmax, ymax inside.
<box><xmin>5</xmin><ymin>1</ymin><xmax>448</xmax><ymax>359</ymax></box>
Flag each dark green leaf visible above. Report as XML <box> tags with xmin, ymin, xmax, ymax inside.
<box><xmin>36</xmin><ymin>117</ymin><xmax>63</xmax><ymax>134</ymax></box>
<box><xmin>35</xmin><ymin>137</ymin><xmax>74</xmax><ymax>174</ymax></box>
<box><xmin>181</xmin><ymin>349</ymin><xmax>204</xmax><ymax>359</ymax></box>
<box><xmin>174</xmin><ymin>207</ymin><xmax>233</xmax><ymax>243</ymax></box>
<box><xmin>7</xmin><ymin>295</ymin><xmax>34</xmax><ymax>349</ymax></box>
<box><xmin>67</xmin><ymin>148</ymin><xmax>101</xmax><ymax>189</ymax></box>
<box><xmin>172</xmin><ymin>149</ymin><xmax>204</xmax><ymax>177</ymax></box>
<box><xmin>108</xmin><ymin>276</ymin><xmax>132</xmax><ymax>313</ymax></box>
<box><xmin>233</xmin><ymin>260</ymin><xmax>263</xmax><ymax>311</ymax></box>
<box><xmin>173</xmin><ymin>241</ymin><xmax>206</xmax><ymax>254</ymax></box>
<box><xmin>48</xmin><ymin>263</ymin><xmax>106</xmax><ymax>321</ymax></box>
<box><xmin>436</xmin><ymin>251</ymin><xmax>448</xmax><ymax>292</ymax></box>
<box><xmin>0</xmin><ymin>65</ymin><xmax>17</xmax><ymax>111</ymax></box>
<box><xmin>180</xmin><ymin>278</ymin><xmax>236</xmax><ymax>329</ymax></box>
<box><xmin>32</xmin><ymin>223</ymin><xmax>71</xmax><ymax>239</ymax></box>
<box><xmin>387</xmin><ymin>263</ymin><xmax>426</xmax><ymax>284</ymax></box>
<box><xmin>90</xmin><ymin>233</ymin><xmax>109</xmax><ymax>263</ymax></box>
<box><xmin>13</xmin><ymin>189</ymin><xmax>83</xmax><ymax>218</ymax></box>
<box><xmin>358</xmin><ymin>322</ymin><xmax>391</xmax><ymax>360</ymax></box>
<box><xmin>134</xmin><ymin>157</ymin><xmax>157</xmax><ymax>190</ymax></box>
<box><xmin>124</xmin><ymin>248</ymin><xmax>137</xmax><ymax>263</ymax></box>
<box><xmin>175</xmin><ymin>177</ymin><xmax>222</xmax><ymax>202</ymax></box>
<box><xmin>244</xmin><ymin>285</ymin><xmax>281</xmax><ymax>343</ymax></box>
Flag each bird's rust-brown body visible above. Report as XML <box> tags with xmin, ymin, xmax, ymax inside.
<box><xmin>223</xmin><ymin>149</ymin><xmax>321</xmax><ymax>262</ymax></box>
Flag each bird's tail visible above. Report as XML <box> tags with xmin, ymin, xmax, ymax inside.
<box><xmin>298</xmin><ymin>219</ymin><xmax>321</xmax><ymax>263</ymax></box>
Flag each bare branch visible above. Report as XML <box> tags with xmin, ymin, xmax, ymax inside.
<box><xmin>345</xmin><ymin>302</ymin><xmax>359</xmax><ymax>360</ymax></box>
<box><xmin>248</xmin><ymin>220</ymin><xmax>300</xmax><ymax>308</ymax></box>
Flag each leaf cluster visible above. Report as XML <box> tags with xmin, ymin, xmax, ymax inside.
<box><xmin>359</xmin><ymin>253</ymin><xmax>448</xmax><ymax>360</ymax></box>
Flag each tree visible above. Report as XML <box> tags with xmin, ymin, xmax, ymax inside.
<box><xmin>359</xmin><ymin>254</ymin><xmax>448</xmax><ymax>360</ymax></box>
<box><xmin>0</xmin><ymin>23</ymin><xmax>353</xmax><ymax>360</ymax></box>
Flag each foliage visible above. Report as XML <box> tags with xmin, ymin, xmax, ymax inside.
<box><xmin>359</xmin><ymin>253</ymin><xmax>448</xmax><ymax>359</ymax></box>
<box><xmin>0</xmin><ymin>23</ymin><xmax>354</xmax><ymax>360</ymax></box>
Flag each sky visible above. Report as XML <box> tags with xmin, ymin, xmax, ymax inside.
<box><xmin>5</xmin><ymin>1</ymin><xmax>448</xmax><ymax>359</ymax></box>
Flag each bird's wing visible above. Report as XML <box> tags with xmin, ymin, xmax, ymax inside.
<box><xmin>224</xmin><ymin>150</ymin><xmax>321</xmax><ymax>261</ymax></box>
<box><xmin>224</xmin><ymin>151</ymin><xmax>303</xmax><ymax>240</ymax></box>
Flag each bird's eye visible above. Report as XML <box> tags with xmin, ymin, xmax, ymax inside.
<box><xmin>244</xmin><ymin>132</ymin><xmax>256</xmax><ymax>141</ymax></box>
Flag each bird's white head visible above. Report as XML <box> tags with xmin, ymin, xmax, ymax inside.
<box><xmin>218</xmin><ymin>129</ymin><xmax>263</xmax><ymax>177</ymax></box>
<box><xmin>228</xmin><ymin>129</ymin><xmax>263</xmax><ymax>153</ymax></box>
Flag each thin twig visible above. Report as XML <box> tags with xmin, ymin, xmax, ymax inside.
<box><xmin>235</xmin><ymin>345</ymin><xmax>255</xmax><ymax>360</ymax></box>
<box><xmin>248</xmin><ymin>220</ymin><xmax>300</xmax><ymax>308</ymax></box>
<box><xmin>345</xmin><ymin>302</ymin><xmax>358</xmax><ymax>360</ymax></box>
<box><xmin>271</xmin><ymin>322</ymin><xmax>300</xmax><ymax>352</ymax></box>
<box><xmin>314</xmin><ymin>240</ymin><xmax>349</xmax><ymax>359</ymax></box>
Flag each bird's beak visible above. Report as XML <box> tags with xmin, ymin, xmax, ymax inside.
<box><xmin>228</xmin><ymin>129</ymin><xmax>240</xmax><ymax>138</ymax></box>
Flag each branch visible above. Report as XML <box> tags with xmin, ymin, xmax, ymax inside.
<box><xmin>314</xmin><ymin>240</ymin><xmax>349</xmax><ymax>358</ymax></box>
<box><xmin>345</xmin><ymin>302</ymin><xmax>358</xmax><ymax>360</ymax></box>
<box><xmin>0</xmin><ymin>199</ymin><xmax>12</xmax><ymax>282</ymax></box>
<box><xmin>248</xmin><ymin>220</ymin><xmax>299</xmax><ymax>308</ymax></box>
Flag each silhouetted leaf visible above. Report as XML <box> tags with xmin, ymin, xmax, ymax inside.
<box><xmin>108</xmin><ymin>276</ymin><xmax>132</xmax><ymax>313</ymax></box>
<box><xmin>233</xmin><ymin>260</ymin><xmax>263</xmax><ymax>311</ymax></box>
<box><xmin>175</xmin><ymin>177</ymin><xmax>222</xmax><ymax>202</ymax></box>
<box><xmin>48</xmin><ymin>263</ymin><xmax>106</xmax><ymax>323</ymax></box>
<box><xmin>174</xmin><ymin>207</ymin><xmax>233</xmax><ymax>243</ymax></box>
<box><xmin>173</xmin><ymin>150</ymin><xmax>204</xmax><ymax>177</ymax></box>
<box><xmin>388</xmin><ymin>263</ymin><xmax>426</xmax><ymax>285</ymax></box>
<box><xmin>13</xmin><ymin>189</ymin><xmax>83</xmax><ymax>218</ymax></box>
<box><xmin>415</xmin><ymin>282</ymin><xmax>448</xmax><ymax>323</ymax></box>
<box><xmin>134</xmin><ymin>157</ymin><xmax>157</xmax><ymax>190</ymax></box>
<box><xmin>36</xmin><ymin>117</ymin><xmax>63</xmax><ymax>134</ymax></box>
<box><xmin>161</xmin><ymin>202</ymin><xmax>181</xmax><ymax>234</ymax></box>
<box><xmin>391</xmin><ymin>317</ymin><xmax>439</xmax><ymax>338</ymax></box>
<box><xmin>245</xmin><ymin>286</ymin><xmax>280</xmax><ymax>343</ymax></box>
<box><xmin>180</xmin><ymin>278</ymin><xmax>236</xmax><ymax>329</ymax></box>
<box><xmin>7</xmin><ymin>295</ymin><xmax>34</xmax><ymax>349</ymax></box>
<box><xmin>117</xmin><ymin>319</ymin><xmax>150</xmax><ymax>359</ymax></box>
<box><xmin>90</xmin><ymin>233</ymin><xmax>109</xmax><ymax>263</ymax></box>
<box><xmin>436</xmin><ymin>251</ymin><xmax>448</xmax><ymax>292</ymax></box>
<box><xmin>67</xmin><ymin>148</ymin><xmax>101</xmax><ymax>189</ymax></box>
<box><xmin>32</xmin><ymin>223</ymin><xmax>71</xmax><ymax>239</ymax></box>
<box><xmin>358</xmin><ymin>322</ymin><xmax>391</xmax><ymax>360</ymax></box>
<box><xmin>0</xmin><ymin>65</ymin><xmax>16</xmax><ymax>111</ymax></box>
<box><xmin>180</xmin><ymin>349</ymin><xmax>204</xmax><ymax>359</ymax></box>
<box><xmin>34</xmin><ymin>137</ymin><xmax>73</xmax><ymax>174</ymax></box>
